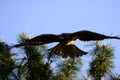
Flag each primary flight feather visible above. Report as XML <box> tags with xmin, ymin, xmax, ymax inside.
<box><xmin>13</xmin><ymin>30</ymin><xmax>120</xmax><ymax>58</ymax></box>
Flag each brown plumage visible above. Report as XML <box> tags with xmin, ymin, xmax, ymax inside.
<box><xmin>12</xmin><ymin>30</ymin><xmax>120</xmax><ymax>58</ymax></box>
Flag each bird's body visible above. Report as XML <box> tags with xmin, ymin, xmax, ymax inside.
<box><xmin>13</xmin><ymin>30</ymin><xmax>120</xmax><ymax>58</ymax></box>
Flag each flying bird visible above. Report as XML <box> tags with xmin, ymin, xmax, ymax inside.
<box><xmin>12</xmin><ymin>30</ymin><xmax>120</xmax><ymax>58</ymax></box>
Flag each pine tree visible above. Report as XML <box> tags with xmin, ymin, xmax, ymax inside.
<box><xmin>89</xmin><ymin>41</ymin><xmax>114</xmax><ymax>80</ymax></box>
<box><xmin>14</xmin><ymin>33</ymin><xmax>52</xmax><ymax>80</ymax></box>
<box><xmin>51</xmin><ymin>57</ymin><xmax>82</xmax><ymax>80</ymax></box>
<box><xmin>0</xmin><ymin>41</ymin><xmax>15</xmax><ymax>80</ymax></box>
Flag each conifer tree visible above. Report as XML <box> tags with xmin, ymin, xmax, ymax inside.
<box><xmin>89</xmin><ymin>41</ymin><xmax>114</xmax><ymax>80</ymax></box>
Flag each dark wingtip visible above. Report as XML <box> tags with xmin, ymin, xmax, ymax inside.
<box><xmin>10</xmin><ymin>44</ymin><xmax>23</xmax><ymax>48</ymax></box>
<box><xmin>117</xmin><ymin>36</ymin><xmax>120</xmax><ymax>39</ymax></box>
<box><xmin>108</xmin><ymin>35</ymin><xmax>120</xmax><ymax>40</ymax></box>
<box><xmin>7</xmin><ymin>45</ymin><xmax>17</xmax><ymax>49</ymax></box>
<box><xmin>113</xmin><ymin>36</ymin><xmax>120</xmax><ymax>40</ymax></box>
<box><xmin>83</xmin><ymin>52</ymin><xmax>88</xmax><ymax>55</ymax></box>
<box><xmin>9</xmin><ymin>45</ymin><xmax>17</xmax><ymax>48</ymax></box>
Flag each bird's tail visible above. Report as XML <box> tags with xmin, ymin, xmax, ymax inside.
<box><xmin>48</xmin><ymin>43</ymin><xmax>88</xmax><ymax>58</ymax></box>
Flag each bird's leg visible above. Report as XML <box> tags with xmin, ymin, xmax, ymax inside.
<box><xmin>72</xmin><ymin>58</ymin><xmax>75</xmax><ymax>62</ymax></box>
<box><xmin>47</xmin><ymin>52</ymin><xmax>52</xmax><ymax>65</ymax></box>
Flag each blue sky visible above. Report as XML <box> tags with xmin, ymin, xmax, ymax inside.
<box><xmin>0</xmin><ymin>0</ymin><xmax>120</xmax><ymax>76</ymax></box>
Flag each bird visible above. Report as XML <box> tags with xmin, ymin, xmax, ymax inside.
<box><xmin>12</xmin><ymin>30</ymin><xmax>120</xmax><ymax>58</ymax></box>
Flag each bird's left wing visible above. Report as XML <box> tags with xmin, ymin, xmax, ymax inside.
<box><xmin>13</xmin><ymin>34</ymin><xmax>60</xmax><ymax>47</ymax></box>
<box><xmin>73</xmin><ymin>30</ymin><xmax>120</xmax><ymax>41</ymax></box>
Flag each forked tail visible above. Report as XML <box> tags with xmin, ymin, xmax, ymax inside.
<box><xmin>48</xmin><ymin>43</ymin><xmax>88</xmax><ymax>58</ymax></box>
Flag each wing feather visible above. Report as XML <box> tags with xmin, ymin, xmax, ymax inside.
<box><xmin>13</xmin><ymin>34</ymin><xmax>60</xmax><ymax>47</ymax></box>
<box><xmin>73</xmin><ymin>30</ymin><xmax>120</xmax><ymax>41</ymax></box>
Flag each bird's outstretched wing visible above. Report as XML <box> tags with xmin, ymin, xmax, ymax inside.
<box><xmin>73</xmin><ymin>30</ymin><xmax>120</xmax><ymax>41</ymax></box>
<box><xmin>48</xmin><ymin>43</ymin><xmax>87</xmax><ymax>58</ymax></box>
<box><xmin>13</xmin><ymin>34</ymin><xmax>60</xmax><ymax>47</ymax></box>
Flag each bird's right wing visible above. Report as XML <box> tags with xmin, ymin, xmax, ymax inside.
<box><xmin>73</xmin><ymin>30</ymin><xmax>120</xmax><ymax>41</ymax></box>
<box><xmin>13</xmin><ymin>34</ymin><xmax>60</xmax><ymax>47</ymax></box>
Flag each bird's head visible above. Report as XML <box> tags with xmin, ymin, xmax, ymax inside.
<box><xmin>59</xmin><ymin>33</ymin><xmax>73</xmax><ymax>40</ymax></box>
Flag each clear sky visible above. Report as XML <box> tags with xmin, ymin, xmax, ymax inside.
<box><xmin>0</xmin><ymin>0</ymin><xmax>120</xmax><ymax>76</ymax></box>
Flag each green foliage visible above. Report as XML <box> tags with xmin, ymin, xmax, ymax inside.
<box><xmin>89</xmin><ymin>41</ymin><xmax>114</xmax><ymax>80</ymax></box>
<box><xmin>0</xmin><ymin>42</ymin><xmax>15</xmax><ymax>80</ymax></box>
<box><xmin>0</xmin><ymin>33</ymin><xmax>119</xmax><ymax>80</ymax></box>
<box><xmin>52</xmin><ymin>58</ymin><xmax>82</xmax><ymax>80</ymax></box>
<box><xmin>15</xmin><ymin>33</ymin><xmax>52</xmax><ymax>80</ymax></box>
